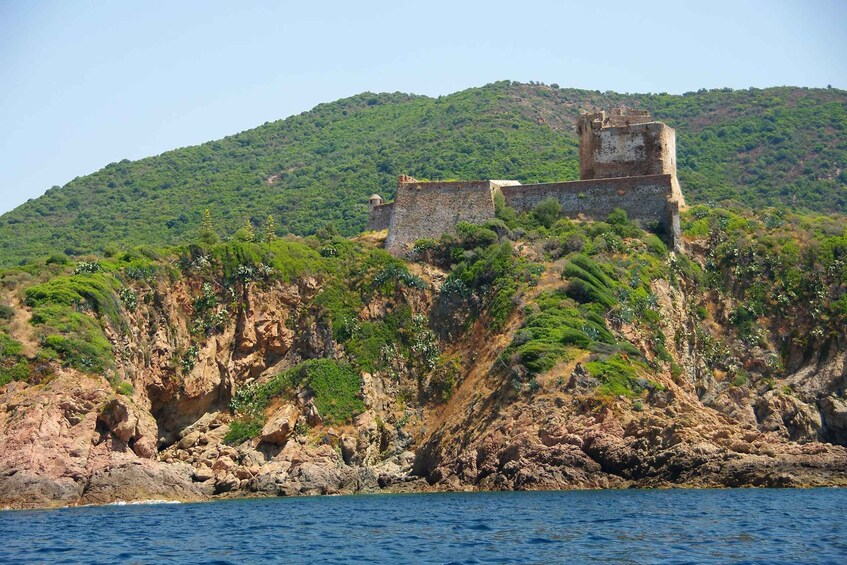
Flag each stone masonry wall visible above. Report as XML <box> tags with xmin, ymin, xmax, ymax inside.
<box><xmin>501</xmin><ymin>174</ymin><xmax>677</xmax><ymax>232</ymax></box>
<box><xmin>366</xmin><ymin>203</ymin><xmax>394</xmax><ymax>232</ymax></box>
<box><xmin>580</xmin><ymin>122</ymin><xmax>677</xmax><ymax>181</ymax></box>
<box><xmin>385</xmin><ymin>181</ymin><xmax>495</xmax><ymax>254</ymax></box>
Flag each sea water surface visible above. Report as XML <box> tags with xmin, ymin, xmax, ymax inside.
<box><xmin>1</xmin><ymin>488</ymin><xmax>845</xmax><ymax>564</ymax></box>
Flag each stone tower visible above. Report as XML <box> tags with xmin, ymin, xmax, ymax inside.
<box><xmin>577</xmin><ymin>109</ymin><xmax>678</xmax><ymax>182</ymax></box>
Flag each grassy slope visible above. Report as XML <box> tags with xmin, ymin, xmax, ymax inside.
<box><xmin>1</xmin><ymin>81</ymin><xmax>845</xmax><ymax>266</ymax></box>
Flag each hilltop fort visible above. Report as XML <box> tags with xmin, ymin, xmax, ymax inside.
<box><xmin>367</xmin><ymin>108</ymin><xmax>686</xmax><ymax>254</ymax></box>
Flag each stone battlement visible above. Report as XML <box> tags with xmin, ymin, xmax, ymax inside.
<box><xmin>384</xmin><ymin>179</ymin><xmax>497</xmax><ymax>252</ymax></box>
<box><xmin>366</xmin><ymin>109</ymin><xmax>686</xmax><ymax>254</ymax></box>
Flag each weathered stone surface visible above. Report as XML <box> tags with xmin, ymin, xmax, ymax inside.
<box><xmin>501</xmin><ymin>175</ymin><xmax>678</xmax><ymax>234</ymax></box>
<box><xmin>755</xmin><ymin>391</ymin><xmax>821</xmax><ymax>442</ymax></box>
<box><xmin>385</xmin><ymin>179</ymin><xmax>498</xmax><ymax>254</ymax></box>
<box><xmin>0</xmin><ymin>471</ymin><xmax>83</xmax><ymax>509</ymax></box>
<box><xmin>177</xmin><ymin>430</ymin><xmax>202</xmax><ymax>450</ymax></box>
<box><xmin>578</xmin><ymin>110</ymin><xmax>677</xmax><ymax>181</ymax></box>
<box><xmin>97</xmin><ymin>397</ymin><xmax>159</xmax><ymax>458</ymax></box>
<box><xmin>213</xmin><ymin>473</ymin><xmax>240</xmax><ymax>494</ymax></box>
<box><xmin>820</xmin><ymin>395</ymin><xmax>847</xmax><ymax>443</ymax></box>
<box><xmin>81</xmin><ymin>462</ymin><xmax>206</xmax><ymax>505</ymax></box>
<box><xmin>259</xmin><ymin>405</ymin><xmax>299</xmax><ymax>446</ymax></box>
<box><xmin>366</xmin><ymin>202</ymin><xmax>393</xmax><ymax>232</ymax></box>
<box><xmin>378</xmin><ymin>110</ymin><xmax>685</xmax><ymax>256</ymax></box>
<box><xmin>192</xmin><ymin>464</ymin><xmax>214</xmax><ymax>482</ymax></box>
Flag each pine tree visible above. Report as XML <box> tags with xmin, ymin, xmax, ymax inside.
<box><xmin>264</xmin><ymin>215</ymin><xmax>276</xmax><ymax>245</ymax></box>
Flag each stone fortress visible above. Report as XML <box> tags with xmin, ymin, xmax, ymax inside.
<box><xmin>367</xmin><ymin>108</ymin><xmax>687</xmax><ymax>254</ymax></box>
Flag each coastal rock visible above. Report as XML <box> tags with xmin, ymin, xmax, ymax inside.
<box><xmin>755</xmin><ymin>390</ymin><xmax>821</xmax><ymax>442</ymax></box>
<box><xmin>4</xmin><ymin>238</ymin><xmax>847</xmax><ymax>511</ymax></box>
<box><xmin>820</xmin><ymin>395</ymin><xmax>847</xmax><ymax>443</ymax></box>
<box><xmin>80</xmin><ymin>462</ymin><xmax>206</xmax><ymax>505</ymax></box>
<box><xmin>0</xmin><ymin>471</ymin><xmax>83</xmax><ymax>510</ymax></box>
<box><xmin>193</xmin><ymin>464</ymin><xmax>214</xmax><ymax>482</ymax></box>
<box><xmin>97</xmin><ymin>397</ymin><xmax>159</xmax><ymax>458</ymax></box>
<box><xmin>259</xmin><ymin>405</ymin><xmax>299</xmax><ymax>446</ymax></box>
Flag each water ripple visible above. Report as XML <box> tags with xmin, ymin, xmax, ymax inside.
<box><xmin>1</xmin><ymin>489</ymin><xmax>846</xmax><ymax>563</ymax></box>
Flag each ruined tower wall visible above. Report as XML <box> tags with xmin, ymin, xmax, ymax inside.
<box><xmin>366</xmin><ymin>203</ymin><xmax>394</xmax><ymax>232</ymax></box>
<box><xmin>385</xmin><ymin>181</ymin><xmax>495</xmax><ymax>254</ymax></box>
<box><xmin>501</xmin><ymin>174</ymin><xmax>677</xmax><ymax>231</ymax></box>
<box><xmin>579</xmin><ymin>122</ymin><xmax>677</xmax><ymax>181</ymax></box>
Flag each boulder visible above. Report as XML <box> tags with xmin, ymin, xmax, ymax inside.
<box><xmin>97</xmin><ymin>398</ymin><xmax>136</xmax><ymax>443</ymax></box>
<box><xmin>80</xmin><ymin>462</ymin><xmax>206</xmax><ymax>505</ymax></box>
<box><xmin>177</xmin><ymin>430</ymin><xmax>202</xmax><ymax>450</ymax></box>
<box><xmin>96</xmin><ymin>397</ymin><xmax>158</xmax><ymax>458</ymax></box>
<box><xmin>754</xmin><ymin>390</ymin><xmax>821</xmax><ymax>441</ymax></box>
<box><xmin>192</xmin><ymin>464</ymin><xmax>214</xmax><ymax>482</ymax></box>
<box><xmin>820</xmin><ymin>395</ymin><xmax>847</xmax><ymax>443</ymax></box>
<box><xmin>259</xmin><ymin>405</ymin><xmax>299</xmax><ymax>446</ymax></box>
<box><xmin>256</xmin><ymin>317</ymin><xmax>294</xmax><ymax>355</ymax></box>
<box><xmin>212</xmin><ymin>456</ymin><xmax>236</xmax><ymax>472</ymax></box>
<box><xmin>214</xmin><ymin>473</ymin><xmax>240</xmax><ymax>493</ymax></box>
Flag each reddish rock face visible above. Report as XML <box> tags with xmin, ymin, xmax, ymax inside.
<box><xmin>2</xmin><ymin>248</ymin><xmax>847</xmax><ymax>510</ymax></box>
<box><xmin>259</xmin><ymin>405</ymin><xmax>299</xmax><ymax>446</ymax></box>
<box><xmin>0</xmin><ymin>371</ymin><xmax>204</xmax><ymax>509</ymax></box>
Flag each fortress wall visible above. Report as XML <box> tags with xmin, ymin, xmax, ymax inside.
<box><xmin>580</xmin><ymin>123</ymin><xmax>677</xmax><ymax>180</ymax></box>
<box><xmin>385</xmin><ymin>181</ymin><xmax>495</xmax><ymax>254</ymax></box>
<box><xmin>366</xmin><ymin>203</ymin><xmax>393</xmax><ymax>232</ymax></box>
<box><xmin>501</xmin><ymin>174</ymin><xmax>677</xmax><ymax>231</ymax></box>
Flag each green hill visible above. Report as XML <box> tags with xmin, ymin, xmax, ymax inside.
<box><xmin>1</xmin><ymin>80</ymin><xmax>845</xmax><ymax>265</ymax></box>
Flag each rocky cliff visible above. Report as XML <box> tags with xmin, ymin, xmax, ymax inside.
<box><xmin>1</xmin><ymin>207</ymin><xmax>846</xmax><ymax>509</ymax></box>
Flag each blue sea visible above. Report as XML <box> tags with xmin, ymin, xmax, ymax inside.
<box><xmin>1</xmin><ymin>489</ymin><xmax>845</xmax><ymax>564</ymax></box>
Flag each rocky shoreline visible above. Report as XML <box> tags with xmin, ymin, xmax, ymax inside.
<box><xmin>3</xmin><ymin>368</ymin><xmax>846</xmax><ymax>511</ymax></box>
<box><xmin>3</xmin><ymin>231</ymin><xmax>847</xmax><ymax>510</ymax></box>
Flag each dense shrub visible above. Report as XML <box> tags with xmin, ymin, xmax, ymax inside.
<box><xmin>533</xmin><ymin>198</ymin><xmax>563</xmax><ymax>229</ymax></box>
<box><xmin>1</xmin><ymin>83</ymin><xmax>845</xmax><ymax>267</ymax></box>
<box><xmin>230</xmin><ymin>358</ymin><xmax>365</xmax><ymax>434</ymax></box>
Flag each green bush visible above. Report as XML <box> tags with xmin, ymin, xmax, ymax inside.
<box><xmin>533</xmin><ymin>198</ymin><xmax>563</xmax><ymax>229</ymax></box>
<box><xmin>42</xmin><ymin>334</ymin><xmax>111</xmax><ymax>373</ymax></box>
<box><xmin>731</xmin><ymin>373</ymin><xmax>749</xmax><ymax>387</ymax></box>
<box><xmin>607</xmin><ymin>208</ymin><xmax>642</xmax><ymax>238</ymax></box>
<box><xmin>494</xmin><ymin>191</ymin><xmax>517</xmax><ymax>227</ymax></box>
<box><xmin>455</xmin><ymin>222</ymin><xmax>498</xmax><ymax>248</ymax></box>
<box><xmin>25</xmin><ymin>274</ymin><xmax>123</xmax><ymax>326</ymax></box>
<box><xmin>46</xmin><ymin>253</ymin><xmax>70</xmax><ymax>266</ymax></box>
<box><xmin>586</xmin><ymin>355</ymin><xmax>647</xmax><ymax>397</ymax></box>
<box><xmin>563</xmin><ymin>255</ymin><xmax>617</xmax><ymax>310</ymax></box>
<box><xmin>23</xmin><ymin>274</ymin><xmax>119</xmax><ymax>374</ymax></box>
<box><xmin>644</xmin><ymin>234</ymin><xmax>668</xmax><ymax>257</ymax></box>
<box><xmin>0</xmin><ymin>333</ymin><xmax>24</xmax><ymax>358</ymax></box>
<box><xmin>502</xmin><ymin>289</ymin><xmax>611</xmax><ymax>377</ymax></box>
<box><xmin>0</xmin><ymin>360</ymin><xmax>30</xmax><ymax>386</ymax></box>
<box><xmin>304</xmin><ymin>359</ymin><xmax>366</xmax><ymax>425</ymax></box>
<box><xmin>224</xmin><ymin>417</ymin><xmax>263</xmax><ymax>446</ymax></box>
<box><xmin>230</xmin><ymin>358</ymin><xmax>365</xmax><ymax>429</ymax></box>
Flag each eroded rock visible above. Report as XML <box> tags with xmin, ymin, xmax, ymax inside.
<box><xmin>259</xmin><ymin>405</ymin><xmax>299</xmax><ymax>446</ymax></box>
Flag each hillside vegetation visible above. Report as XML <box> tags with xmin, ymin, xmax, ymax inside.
<box><xmin>1</xmin><ymin>81</ymin><xmax>845</xmax><ymax>266</ymax></box>
<box><xmin>2</xmin><ymin>196</ymin><xmax>847</xmax><ymax>507</ymax></box>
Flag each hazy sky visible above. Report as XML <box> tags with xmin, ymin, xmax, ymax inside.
<box><xmin>1</xmin><ymin>0</ymin><xmax>845</xmax><ymax>215</ymax></box>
